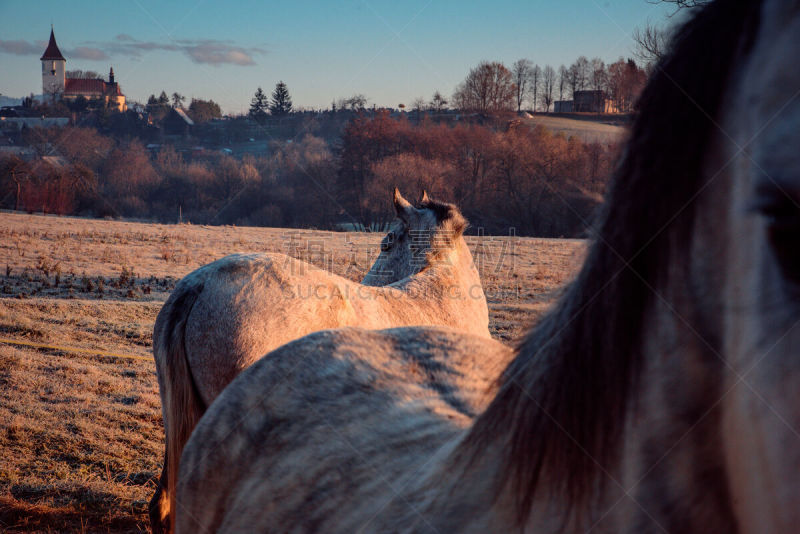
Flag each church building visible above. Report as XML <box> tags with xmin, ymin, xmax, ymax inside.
<box><xmin>40</xmin><ymin>27</ymin><xmax>127</xmax><ymax>111</ymax></box>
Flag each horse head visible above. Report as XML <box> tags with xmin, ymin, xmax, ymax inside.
<box><xmin>362</xmin><ymin>188</ymin><xmax>468</xmax><ymax>286</ymax></box>
<box><xmin>705</xmin><ymin>2</ymin><xmax>800</xmax><ymax>531</ymax></box>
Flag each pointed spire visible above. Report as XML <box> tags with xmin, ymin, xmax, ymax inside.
<box><xmin>109</xmin><ymin>66</ymin><xmax>115</xmax><ymax>84</ymax></box>
<box><xmin>41</xmin><ymin>26</ymin><xmax>66</xmax><ymax>61</ymax></box>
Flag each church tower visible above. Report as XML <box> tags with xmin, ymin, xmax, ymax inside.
<box><xmin>41</xmin><ymin>26</ymin><xmax>66</xmax><ymax>100</ymax></box>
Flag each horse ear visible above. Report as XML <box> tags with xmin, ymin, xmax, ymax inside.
<box><xmin>420</xmin><ymin>190</ymin><xmax>430</xmax><ymax>204</ymax></box>
<box><xmin>393</xmin><ymin>187</ymin><xmax>413</xmax><ymax>221</ymax></box>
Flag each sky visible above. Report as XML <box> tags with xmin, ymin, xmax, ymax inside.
<box><xmin>0</xmin><ymin>0</ymin><xmax>679</xmax><ymax>114</ymax></box>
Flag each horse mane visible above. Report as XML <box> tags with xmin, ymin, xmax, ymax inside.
<box><xmin>465</xmin><ymin>0</ymin><xmax>763</xmax><ymax>527</ymax></box>
<box><xmin>418</xmin><ymin>196</ymin><xmax>468</xmax><ymax>245</ymax></box>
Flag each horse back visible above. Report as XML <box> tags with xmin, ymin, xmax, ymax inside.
<box><xmin>175</xmin><ymin>326</ymin><xmax>511</xmax><ymax>533</ymax></box>
<box><xmin>182</xmin><ymin>253</ymin><xmax>358</xmax><ymax>404</ymax></box>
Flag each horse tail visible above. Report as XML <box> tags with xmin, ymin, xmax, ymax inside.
<box><xmin>153</xmin><ymin>277</ymin><xmax>205</xmax><ymax>533</ymax></box>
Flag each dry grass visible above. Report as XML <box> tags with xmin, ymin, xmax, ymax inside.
<box><xmin>0</xmin><ymin>212</ymin><xmax>584</xmax><ymax>532</ymax></box>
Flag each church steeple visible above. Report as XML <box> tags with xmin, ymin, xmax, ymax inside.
<box><xmin>41</xmin><ymin>26</ymin><xmax>66</xmax><ymax>99</ymax></box>
<box><xmin>40</xmin><ymin>26</ymin><xmax>66</xmax><ymax>61</ymax></box>
<box><xmin>109</xmin><ymin>66</ymin><xmax>115</xmax><ymax>84</ymax></box>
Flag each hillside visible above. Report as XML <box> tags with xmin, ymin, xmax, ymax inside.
<box><xmin>0</xmin><ymin>212</ymin><xmax>585</xmax><ymax>532</ymax></box>
<box><xmin>522</xmin><ymin>112</ymin><xmax>630</xmax><ymax>143</ymax></box>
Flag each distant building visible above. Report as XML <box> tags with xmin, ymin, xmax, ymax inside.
<box><xmin>554</xmin><ymin>101</ymin><xmax>573</xmax><ymax>113</ymax></box>
<box><xmin>40</xmin><ymin>27</ymin><xmax>127</xmax><ymax>111</ymax></box>
<box><xmin>163</xmin><ymin>107</ymin><xmax>195</xmax><ymax>136</ymax></box>
<box><xmin>554</xmin><ymin>91</ymin><xmax>619</xmax><ymax>114</ymax></box>
<box><xmin>573</xmin><ymin>90</ymin><xmax>618</xmax><ymax>113</ymax></box>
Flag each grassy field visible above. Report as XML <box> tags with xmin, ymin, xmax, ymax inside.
<box><xmin>0</xmin><ymin>212</ymin><xmax>584</xmax><ymax>532</ymax></box>
<box><xmin>520</xmin><ymin>113</ymin><xmax>629</xmax><ymax>143</ymax></box>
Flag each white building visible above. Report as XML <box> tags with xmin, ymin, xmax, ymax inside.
<box><xmin>40</xmin><ymin>27</ymin><xmax>127</xmax><ymax>111</ymax></box>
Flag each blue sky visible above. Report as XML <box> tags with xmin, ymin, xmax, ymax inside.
<box><xmin>0</xmin><ymin>1</ymin><xmax>678</xmax><ymax>114</ymax></box>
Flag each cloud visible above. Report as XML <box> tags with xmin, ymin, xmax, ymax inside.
<box><xmin>182</xmin><ymin>41</ymin><xmax>261</xmax><ymax>66</ymax></box>
<box><xmin>0</xmin><ymin>39</ymin><xmax>45</xmax><ymax>55</ymax></box>
<box><xmin>97</xmin><ymin>36</ymin><xmax>265</xmax><ymax>66</ymax></box>
<box><xmin>66</xmin><ymin>46</ymin><xmax>110</xmax><ymax>61</ymax></box>
<box><xmin>0</xmin><ymin>35</ymin><xmax>265</xmax><ymax>66</ymax></box>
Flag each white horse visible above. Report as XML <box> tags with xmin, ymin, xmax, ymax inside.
<box><xmin>175</xmin><ymin>1</ymin><xmax>800</xmax><ymax>532</ymax></box>
<box><xmin>150</xmin><ymin>190</ymin><xmax>490</xmax><ymax>532</ymax></box>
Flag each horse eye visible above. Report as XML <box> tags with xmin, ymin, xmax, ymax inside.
<box><xmin>762</xmin><ymin>202</ymin><xmax>800</xmax><ymax>281</ymax></box>
<box><xmin>380</xmin><ymin>232</ymin><xmax>395</xmax><ymax>252</ymax></box>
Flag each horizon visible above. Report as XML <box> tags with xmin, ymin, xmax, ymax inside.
<box><xmin>0</xmin><ymin>1</ymin><xmax>679</xmax><ymax>115</ymax></box>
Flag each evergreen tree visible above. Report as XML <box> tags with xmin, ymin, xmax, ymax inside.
<box><xmin>269</xmin><ymin>81</ymin><xmax>293</xmax><ymax>117</ymax></box>
<box><xmin>158</xmin><ymin>91</ymin><xmax>170</xmax><ymax>106</ymax></box>
<box><xmin>249</xmin><ymin>87</ymin><xmax>268</xmax><ymax>122</ymax></box>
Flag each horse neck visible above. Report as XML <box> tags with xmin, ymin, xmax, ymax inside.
<box><xmin>608</xmin><ymin>244</ymin><xmax>735</xmax><ymax>532</ymax></box>
<box><xmin>414</xmin><ymin>236</ymin><xmax>481</xmax><ymax>292</ymax></box>
<box><xmin>428</xmin><ymin>239</ymin><xmax>733</xmax><ymax>531</ymax></box>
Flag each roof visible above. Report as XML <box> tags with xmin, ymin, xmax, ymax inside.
<box><xmin>173</xmin><ymin>108</ymin><xmax>194</xmax><ymax>125</ymax></box>
<box><xmin>40</xmin><ymin>28</ymin><xmax>65</xmax><ymax>61</ymax></box>
<box><xmin>64</xmin><ymin>78</ymin><xmax>123</xmax><ymax>97</ymax></box>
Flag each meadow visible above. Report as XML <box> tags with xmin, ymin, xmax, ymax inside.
<box><xmin>0</xmin><ymin>212</ymin><xmax>584</xmax><ymax>532</ymax></box>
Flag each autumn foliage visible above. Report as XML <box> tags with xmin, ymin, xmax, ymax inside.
<box><xmin>0</xmin><ymin>116</ymin><xmax>619</xmax><ymax>237</ymax></box>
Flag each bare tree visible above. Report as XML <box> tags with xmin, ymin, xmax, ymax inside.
<box><xmin>336</xmin><ymin>94</ymin><xmax>368</xmax><ymax>111</ymax></box>
<box><xmin>632</xmin><ymin>22</ymin><xmax>668</xmax><ymax>65</ymax></box>
<box><xmin>566</xmin><ymin>56</ymin><xmax>590</xmax><ymax>99</ymax></box>
<box><xmin>530</xmin><ymin>64</ymin><xmax>541</xmax><ymax>112</ymax></box>
<box><xmin>652</xmin><ymin>0</ymin><xmax>707</xmax><ymax>6</ymax></box>
<box><xmin>607</xmin><ymin>58</ymin><xmax>647</xmax><ymax>112</ymax></box>
<box><xmin>540</xmin><ymin>65</ymin><xmax>556</xmax><ymax>113</ymax></box>
<box><xmin>557</xmin><ymin>65</ymin><xmax>568</xmax><ymax>103</ymax></box>
<box><xmin>512</xmin><ymin>59</ymin><xmax>533</xmax><ymax>112</ymax></box>
<box><xmin>171</xmin><ymin>92</ymin><xmax>185</xmax><ymax>109</ymax></box>
<box><xmin>429</xmin><ymin>91</ymin><xmax>448</xmax><ymax>112</ymax></box>
<box><xmin>452</xmin><ymin>61</ymin><xmax>516</xmax><ymax>113</ymax></box>
<box><xmin>566</xmin><ymin>64</ymin><xmax>579</xmax><ymax>101</ymax></box>
<box><xmin>590</xmin><ymin>58</ymin><xmax>608</xmax><ymax>94</ymax></box>
<box><xmin>66</xmin><ymin>70</ymin><xmax>102</xmax><ymax>79</ymax></box>
<box><xmin>573</xmin><ymin>56</ymin><xmax>590</xmax><ymax>91</ymax></box>
<box><xmin>411</xmin><ymin>97</ymin><xmax>426</xmax><ymax>115</ymax></box>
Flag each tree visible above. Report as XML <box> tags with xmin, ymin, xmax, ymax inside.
<box><xmin>607</xmin><ymin>58</ymin><xmax>647</xmax><ymax>112</ymax></box>
<box><xmin>590</xmin><ymin>58</ymin><xmax>607</xmax><ymax>94</ymax></box>
<box><xmin>335</xmin><ymin>94</ymin><xmax>368</xmax><ymax>111</ymax></box>
<box><xmin>249</xmin><ymin>87</ymin><xmax>268</xmax><ymax>122</ymax></box>
<box><xmin>346</xmin><ymin>94</ymin><xmax>368</xmax><ymax>111</ymax></box>
<box><xmin>558</xmin><ymin>65</ymin><xmax>568</xmax><ymax>103</ymax></box>
<box><xmin>188</xmin><ymin>98</ymin><xmax>222</xmax><ymax>123</ymax></box>
<box><xmin>66</xmin><ymin>95</ymin><xmax>89</xmax><ymax>113</ymax></box>
<box><xmin>659</xmin><ymin>0</ymin><xmax>707</xmax><ymax>7</ymax></box>
<box><xmin>633</xmin><ymin>22</ymin><xmax>668</xmax><ymax>67</ymax></box>
<box><xmin>530</xmin><ymin>64</ymin><xmax>541</xmax><ymax>112</ymax></box>
<box><xmin>411</xmin><ymin>97</ymin><xmax>426</xmax><ymax>114</ymax></box>
<box><xmin>171</xmin><ymin>92</ymin><xmax>186</xmax><ymax>108</ymax></box>
<box><xmin>567</xmin><ymin>56</ymin><xmax>590</xmax><ymax>100</ymax></box>
<box><xmin>269</xmin><ymin>81</ymin><xmax>293</xmax><ymax>117</ymax></box>
<box><xmin>452</xmin><ymin>61</ymin><xmax>516</xmax><ymax>113</ymax></box>
<box><xmin>158</xmin><ymin>91</ymin><xmax>170</xmax><ymax>106</ymax></box>
<box><xmin>540</xmin><ymin>66</ymin><xmax>556</xmax><ymax>113</ymax></box>
<box><xmin>66</xmin><ymin>70</ymin><xmax>102</xmax><ymax>79</ymax></box>
<box><xmin>511</xmin><ymin>59</ymin><xmax>534</xmax><ymax>112</ymax></box>
<box><xmin>429</xmin><ymin>91</ymin><xmax>448</xmax><ymax>112</ymax></box>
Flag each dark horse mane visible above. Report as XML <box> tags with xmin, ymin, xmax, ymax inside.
<box><xmin>466</xmin><ymin>0</ymin><xmax>763</xmax><ymax>527</ymax></box>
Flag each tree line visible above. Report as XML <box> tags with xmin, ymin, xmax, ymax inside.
<box><xmin>452</xmin><ymin>56</ymin><xmax>647</xmax><ymax>114</ymax></box>
<box><xmin>237</xmin><ymin>55</ymin><xmax>646</xmax><ymax>122</ymax></box>
<box><xmin>0</xmin><ymin>113</ymin><xmax>619</xmax><ymax>237</ymax></box>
